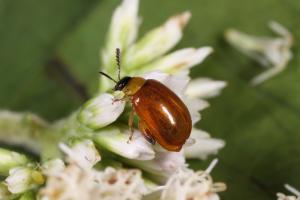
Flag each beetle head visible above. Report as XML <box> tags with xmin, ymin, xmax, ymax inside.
<box><xmin>114</xmin><ymin>76</ymin><xmax>132</xmax><ymax>91</ymax></box>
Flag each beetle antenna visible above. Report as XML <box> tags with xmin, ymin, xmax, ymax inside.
<box><xmin>99</xmin><ymin>71</ymin><xmax>117</xmax><ymax>83</ymax></box>
<box><xmin>116</xmin><ymin>48</ymin><xmax>121</xmax><ymax>81</ymax></box>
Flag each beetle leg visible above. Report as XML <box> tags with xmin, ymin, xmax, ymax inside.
<box><xmin>139</xmin><ymin>120</ymin><xmax>156</xmax><ymax>145</ymax></box>
<box><xmin>112</xmin><ymin>97</ymin><xmax>126</xmax><ymax>104</ymax></box>
<box><xmin>127</xmin><ymin>109</ymin><xmax>135</xmax><ymax>143</ymax></box>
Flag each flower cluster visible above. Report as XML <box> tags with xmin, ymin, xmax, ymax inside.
<box><xmin>0</xmin><ymin>0</ymin><xmax>227</xmax><ymax>199</ymax></box>
<box><xmin>40</xmin><ymin>142</ymin><xmax>147</xmax><ymax>200</ymax></box>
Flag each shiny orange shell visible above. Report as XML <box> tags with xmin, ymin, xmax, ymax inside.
<box><xmin>132</xmin><ymin>79</ymin><xmax>192</xmax><ymax>151</ymax></box>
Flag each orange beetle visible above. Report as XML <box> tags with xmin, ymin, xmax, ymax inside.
<box><xmin>100</xmin><ymin>49</ymin><xmax>192</xmax><ymax>152</ymax></box>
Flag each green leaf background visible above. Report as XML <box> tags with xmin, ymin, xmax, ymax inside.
<box><xmin>1</xmin><ymin>0</ymin><xmax>300</xmax><ymax>199</ymax></box>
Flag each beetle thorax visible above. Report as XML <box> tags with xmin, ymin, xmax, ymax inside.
<box><xmin>122</xmin><ymin>77</ymin><xmax>146</xmax><ymax>96</ymax></box>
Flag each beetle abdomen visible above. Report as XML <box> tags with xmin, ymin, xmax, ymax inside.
<box><xmin>132</xmin><ymin>79</ymin><xmax>192</xmax><ymax>151</ymax></box>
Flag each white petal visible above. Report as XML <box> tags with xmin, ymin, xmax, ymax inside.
<box><xmin>184</xmin><ymin>129</ymin><xmax>225</xmax><ymax>160</ymax></box>
<box><xmin>59</xmin><ymin>140</ymin><xmax>101</xmax><ymax>169</ymax></box>
<box><xmin>141</xmin><ymin>71</ymin><xmax>190</xmax><ymax>97</ymax></box>
<box><xmin>78</xmin><ymin>93</ymin><xmax>125</xmax><ymax>129</ymax></box>
<box><xmin>101</xmin><ymin>0</ymin><xmax>139</xmax><ymax>69</ymax></box>
<box><xmin>141</xmin><ymin>47</ymin><xmax>213</xmax><ymax>73</ymax></box>
<box><xmin>284</xmin><ymin>184</ymin><xmax>300</xmax><ymax>197</ymax></box>
<box><xmin>184</xmin><ymin>98</ymin><xmax>209</xmax><ymax>124</ymax></box>
<box><xmin>250</xmin><ymin>64</ymin><xmax>286</xmax><ymax>85</ymax></box>
<box><xmin>124</xmin><ymin>12</ymin><xmax>191</xmax><ymax>70</ymax></box>
<box><xmin>186</xmin><ymin>78</ymin><xmax>227</xmax><ymax>99</ymax></box>
<box><xmin>269</xmin><ymin>21</ymin><xmax>292</xmax><ymax>40</ymax></box>
<box><xmin>94</xmin><ymin>127</ymin><xmax>155</xmax><ymax>160</ymax></box>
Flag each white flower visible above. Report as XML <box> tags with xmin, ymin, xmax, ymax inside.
<box><xmin>93</xmin><ymin>126</ymin><xmax>155</xmax><ymax>160</ymax></box>
<box><xmin>277</xmin><ymin>184</ymin><xmax>300</xmax><ymax>200</ymax></box>
<box><xmin>128</xmin><ymin>150</ymin><xmax>186</xmax><ymax>182</ymax></box>
<box><xmin>78</xmin><ymin>93</ymin><xmax>125</xmax><ymax>129</ymax></box>
<box><xmin>5</xmin><ymin>167</ymin><xmax>44</xmax><ymax>194</ymax></box>
<box><xmin>99</xmin><ymin>1</ymin><xmax>213</xmax><ymax>92</ymax></box>
<box><xmin>40</xmin><ymin>165</ymin><xmax>147</xmax><ymax>200</ymax></box>
<box><xmin>0</xmin><ymin>148</ymin><xmax>30</xmax><ymax>176</ymax></box>
<box><xmin>59</xmin><ymin>140</ymin><xmax>101</xmax><ymax>169</ymax></box>
<box><xmin>184</xmin><ymin>129</ymin><xmax>225</xmax><ymax>160</ymax></box>
<box><xmin>225</xmin><ymin>21</ymin><xmax>293</xmax><ymax>85</ymax></box>
<box><xmin>144</xmin><ymin>159</ymin><xmax>226</xmax><ymax>200</ymax></box>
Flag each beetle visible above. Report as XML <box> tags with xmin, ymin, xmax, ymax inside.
<box><xmin>100</xmin><ymin>48</ymin><xmax>192</xmax><ymax>152</ymax></box>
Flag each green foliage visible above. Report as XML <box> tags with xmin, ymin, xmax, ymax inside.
<box><xmin>1</xmin><ymin>0</ymin><xmax>300</xmax><ymax>199</ymax></box>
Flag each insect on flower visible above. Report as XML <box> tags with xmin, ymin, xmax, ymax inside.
<box><xmin>100</xmin><ymin>48</ymin><xmax>192</xmax><ymax>152</ymax></box>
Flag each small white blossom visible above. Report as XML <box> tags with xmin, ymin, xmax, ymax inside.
<box><xmin>225</xmin><ymin>21</ymin><xmax>293</xmax><ymax>85</ymax></box>
<box><xmin>160</xmin><ymin>159</ymin><xmax>226</xmax><ymax>200</ymax></box>
<box><xmin>277</xmin><ymin>184</ymin><xmax>300</xmax><ymax>200</ymax></box>
<box><xmin>184</xmin><ymin>129</ymin><xmax>225</xmax><ymax>160</ymax></box>
<box><xmin>144</xmin><ymin>159</ymin><xmax>226</xmax><ymax>200</ymax></box>
<box><xmin>94</xmin><ymin>127</ymin><xmax>155</xmax><ymax>160</ymax></box>
<box><xmin>5</xmin><ymin>167</ymin><xmax>44</xmax><ymax>194</ymax></box>
<box><xmin>78</xmin><ymin>93</ymin><xmax>125</xmax><ymax>129</ymax></box>
<box><xmin>59</xmin><ymin>140</ymin><xmax>101</xmax><ymax>169</ymax></box>
<box><xmin>0</xmin><ymin>148</ymin><xmax>30</xmax><ymax>176</ymax></box>
<box><xmin>129</xmin><ymin>150</ymin><xmax>186</xmax><ymax>183</ymax></box>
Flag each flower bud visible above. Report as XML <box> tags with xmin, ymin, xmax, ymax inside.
<box><xmin>78</xmin><ymin>93</ymin><xmax>125</xmax><ymax>129</ymax></box>
<box><xmin>5</xmin><ymin>167</ymin><xmax>44</xmax><ymax>194</ymax></box>
<box><xmin>124</xmin><ymin>12</ymin><xmax>191</xmax><ymax>70</ymax></box>
<box><xmin>59</xmin><ymin>140</ymin><xmax>101</xmax><ymax>169</ymax></box>
<box><xmin>93</xmin><ymin>126</ymin><xmax>155</xmax><ymax>160</ymax></box>
<box><xmin>0</xmin><ymin>148</ymin><xmax>30</xmax><ymax>176</ymax></box>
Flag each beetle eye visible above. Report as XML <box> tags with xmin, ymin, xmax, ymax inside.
<box><xmin>114</xmin><ymin>76</ymin><xmax>131</xmax><ymax>91</ymax></box>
